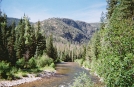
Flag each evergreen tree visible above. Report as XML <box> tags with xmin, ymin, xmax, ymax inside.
<box><xmin>46</xmin><ymin>35</ymin><xmax>57</xmax><ymax>61</ymax></box>
<box><xmin>100</xmin><ymin>12</ymin><xmax>106</xmax><ymax>29</ymax></box>
<box><xmin>36</xmin><ymin>34</ymin><xmax>46</xmax><ymax>55</ymax></box>
<box><xmin>8</xmin><ymin>22</ymin><xmax>16</xmax><ymax>65</ymax></box>
<box><xmin>106</xmin><ymin>0</ymin><xmax>118</xmax><ymax>19</ymax></box>
<box><xmin>0</xmin><ymin>14</ymin><xmax>9</xmax><ymax>61</ymax></box>
<box><xmin>0</xmin><ymin>14</ymin><xmax>5</xmax><ymax>61</ymax></box>
<box><xmin>15</xmin><ymin>18</ymin><xmax>25</xmax><ymax>60</ymax></box>
<box><xmin>24</xmin><ymin>16</ymin><xmax>32</xmax><ymax>45</ymax></box>
<box><xmin>35</xmin><ymin>21</ymin><xmax>46</xmax><ymax>56</ymax></box>
<box><xmin>23</xmin><ymin>15</ymin><xmax>33</xmax><ymax>61</ymax></box>
<box><xmin>30</xmin><ymin>25</ymin><xmax>36</xmax><ymax>57</ymax></box>
<box><xmin>46</xmin><ymin>35</ymin><xmax>54</xmax><ymax>58</ymax></box>
<box><xmin>117</xmin><ymin>0</ymin><xmax>134</xmax><ymax>19</ymax></box>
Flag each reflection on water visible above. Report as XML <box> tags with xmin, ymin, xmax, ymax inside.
<box><xmin>14</xmin><ymin>62</ymin><xmax>99</xmax><ymax>87</ymax></box>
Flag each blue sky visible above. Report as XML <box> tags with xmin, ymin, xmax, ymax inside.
<box><xmin>2</xmin><ymin>0</ymin><xmax>107</xmax><ymax>23</ymax></box>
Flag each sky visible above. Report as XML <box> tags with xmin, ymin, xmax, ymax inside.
<box><xmin>2</xmin><ymin>0</ymin><xmax>107</xmax><ymax>23</ymax></box>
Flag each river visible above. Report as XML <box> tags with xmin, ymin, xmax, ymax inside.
<box><xmin>15</xmin><ymin>62</ymin><xmax>100</xmax><ymax>87</ymax></box>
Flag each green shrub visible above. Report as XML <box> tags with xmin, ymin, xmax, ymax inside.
<box><xmin>83</xmin><ymin>60</ymin><xmax>90</xmax><ymax>69</ymax></box>
<box><xmin>16</xmin><ymin>58</ymin><xmax>25</xmax><ymax>68</ymax></box>
<box><xmin>71</xmin><ymin>72</ymin><xmax>93</xmax><ymax>87</ymax></box>
<box><xmin>0</xmin><ymin>61</ymin><xmax>10</xmax><ymax>79</ymax></box>
<box><xmin>50</xmin><ymin>63</ymin><xmax>55</xmax><ymax>68</ymax></box>
<box><xmin>75</xmin><ymin>59</ymin><xmax>84</xmax><ymax>66</ymax></box>
<box><xmin>0</xmin><ymin>61</ymin><xmax>17</xmax><ymax>80</ymax></box>
<box><xmin>22</xmin><ymin>73</ymin><xmax>28</xmax><ymax>77</ymax></box>
<box><xmin>27</xmin><ymin>57</ymin><xmax>37</xmax><ymax>68</ymax></box>
<box><xmin>7</xmin><ymin>67</ymin><xmax>17</xmax><ymax>80</ymax></box>
<box><xmin>37</xmin><ymin>55</ymin><xmax>53</xmax><ymax>67</ymax></box>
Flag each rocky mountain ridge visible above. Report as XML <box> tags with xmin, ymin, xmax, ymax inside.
<box><xmin>7</xmin><ymin>17</ymin><xmax>100</xmax><ymax>43</ymax></box>
<box><xmin>38</xmin><ymin>18</ymin><xmax>99</xmax><ymax>43</ymax></box>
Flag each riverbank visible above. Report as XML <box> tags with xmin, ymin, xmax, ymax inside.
<box><xmin>74</xmin><ymin>59</ymin><xmax>105</xmax><ymax>87</ymax></box>
<box><xmin>16</xmin><ymin>62</ymin><xmax>92</xmax><ymax>87</ymax></box>
<box><xmin>0</xmin><ymin>62</ymin><xmax>104</xmax><ymax>87</ymax></box>
<box><xmin>0</xmin><ymin>70</ymin><xmax>56</xmax><ymax>87</ymax></box>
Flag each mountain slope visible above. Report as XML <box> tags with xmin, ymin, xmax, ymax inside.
<box><xmin>7</xmin><ymin>17</ymin><xmax>100</xmax><ymax>43</ymax></box>
<box><xmin>38</xmin><ymin>18</ymin><xmax>99</xmax><ymax>43</ymax></box>
<box><xmin>7</xmin><ymin>17</ymin><xmax>20</xmax><ymax>26</ymax></box>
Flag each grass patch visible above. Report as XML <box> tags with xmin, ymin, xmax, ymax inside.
<box><xmin>22</xmin><ymin>73</ymin><xmax>28</xmax><ymax>77</ymax></box>
<box><xmin>38</xmin><ymin>66</ymin><xmax>55</xmax><ymax>72</ymax></box>
<box><xmin>82</xmin><ymin>60</ymin><xmax>90</xmax><ymax>69</ymax></box>
<box><xmin>14</xmin><ymin>70</ymin><xmax>28</xmax><ymax>78</ymax></box>
<box><xmin>71</xmin><ymin>72</ymin><xmax>93</xmax><ymax>87</ymax></box>
<box><xmin>75</xmin><ymin>59</ymin><xmax>90</xmax><ymax>69</ymax></box>
<box><xmin>0</xmin><ymin>59</ymin><xmax>56</xmax><ymax>80</ymax></box>
<box><xmin>75</xmin><ymin>59</ymin><xmax>84</xmax><ymax>66</ymax></box>
<box><xmin>13</xmin><ymin>65</ymin><xmax>55</xmax><ymax>79</ymax></box>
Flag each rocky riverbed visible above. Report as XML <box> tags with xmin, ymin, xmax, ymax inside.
<box><xmin>0</xmin><ymin>70</ymin><xmax>56</xmax><ymax>87</ymax></box>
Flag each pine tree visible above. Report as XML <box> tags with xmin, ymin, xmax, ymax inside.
<box><xmin>37</xmin><ymin>34</ymin><xmax>46</xmax><ymax>55</ymax></box>
<box><xmin>8</xmin><ymin>21</ymin><xmax>16</xmax><ymax>65</ymax></box>
<box><xmin>23</xmin><ymin>15</ymin><xmax>33</xmax><ymax>61</ymax></box>
<box><xmin>0</xmin><ymin>7</ymin><xmax>4</xmax><ymax>49</ymax></box>
<box><xmin>24</xmin><ymin>16</ymin><xmax>32</xmax><ymax>45</ymax></box>
<box><xmin>35</xmin><ymin>21</ymin><xmax>46</xmax><ymax>56</ymax></box>
<box><xmin>15</xmin><ymin>18</ymin><xmax>25</xmax><ymax>60</ymax></box>
<box><xmin>106</xmin><ymin>0</ymin><xmax>118</xmax><ymax>19</ymax></box>
<box><xmin>0</xmin><ymin>14</ymin><xmax>9</xmax><ymax>61</ymax></box>
<box><xmin>118</xmin><ymin>0</ymin><xmax>134</xmax><ymax>19</ymax></box>
<box><xmin>46</xmin><ymin>35</ymin><xmax>53</xmax><ymax>58</ymax></box>
<box><xmin>46</xmin><ymin>35</ymin><xmax>57</xmax><ymax>61</ymax></box>
<box><xmin>0</xmin><ymin>14</ymin><xmax>5</xmax><ymax>61</ymax></box>
<box><xmin>35</xmin><ymin>21</ymin><xmax>41</xmax><ymax>41</ymax></box>
<box><xmin>100</xmin><ymin>12</ymin><xmax>106</xmax><ymax>29</ymax></box>
<box><xmin>30</xmin><ymin>25</ymin><xmax>36</xmax><ymax>57</ymax></box>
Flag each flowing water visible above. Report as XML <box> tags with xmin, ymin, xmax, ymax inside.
<box><xmin>15</xmin><ymin>62</ymin><xmax>100</xmax><ymax>87</ymax></box>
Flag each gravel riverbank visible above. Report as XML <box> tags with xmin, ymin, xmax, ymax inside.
<box><xmin>0</xmin><ymin>70</ymin><xmax>56</xmax><ymax>87</ymax></box>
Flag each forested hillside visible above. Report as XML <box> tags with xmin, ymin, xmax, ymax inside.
<box><xmin>84</xmin><ymin>0</ymin><xmax>134</xmax><ymax>87</ymax></box>
<box><xmin>36</xmin><ymin>18</ymin><xmax>99</xmax><ymax>43</ymax></box>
